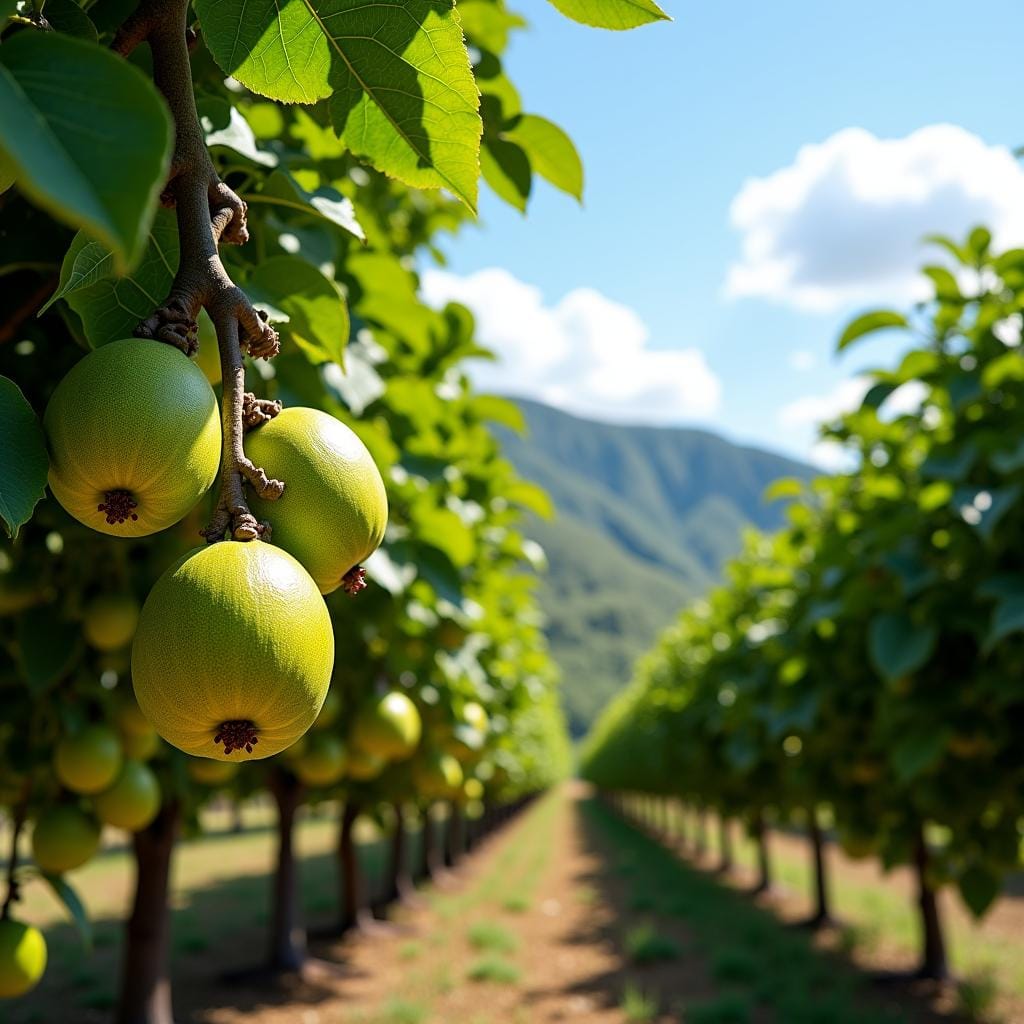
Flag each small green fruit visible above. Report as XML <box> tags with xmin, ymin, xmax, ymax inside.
<box><xmin>0</xmin><ymin>919</ymin><xmax>47</xmax><ymax>998</ymax></box>
<box><xmin>55</xmin><ymin>725</ymin><xmax>122</xmax><ymax>795</ymax></box>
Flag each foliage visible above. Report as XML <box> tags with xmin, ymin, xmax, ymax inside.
<box><xmin>582</xmin><ymin>229</ymin><xmax>1024</xmax><ymax>940</ymax></box>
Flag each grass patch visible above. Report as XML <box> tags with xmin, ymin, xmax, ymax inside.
<box><xmin>375</xmin><ymin>998</ymin><xmax>428</xmax><ymax>1024</ymax></box>
<box><xmin>468</xmin><ymin>920</ymin><xmax>518</xmax><ymax>954</ymax></box>
<box><xmin>502</xmin><ymin>894</ymin><xmax>530</xmax><ymax>913</ymax></box>
<box><xmin>466</xmin><ymin>955</ymin><xmax>522</xmax><ymax>984</ymax></box>
<box><xmin>957</xmin><ymin>969</ymin><xmax>999</xmax><ymax>1021</ymax></box>
<box><xmin>624</xmin><ymin>923</ymin><xmax>680</xmax><ymax>965</ymax></box>
<box><xmin>621</xmin><ymin>983</ymin><xmax>659</xmax><ymax>1022</ymax></box>
<box><xmin>398</xmin><ymin>940</ymin><xmax>422</xmax><ymax>961</ymax></box>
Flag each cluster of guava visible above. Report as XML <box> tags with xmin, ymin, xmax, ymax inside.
<box><xmin>43</xmin><ymin>339</ymin><xmax>388</xmax><ymax>765</ymax></box>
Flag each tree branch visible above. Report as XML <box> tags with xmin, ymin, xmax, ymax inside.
<box><xmin>115</xmin><ymin>0</ymin><xmax>282</xmax><ymax>542</ymax></box>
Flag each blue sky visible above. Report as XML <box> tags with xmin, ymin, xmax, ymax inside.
<box><xmin>424</xmin><ymin>0</ymin><xmax>1024</xmax><ymax>465</ymax></box>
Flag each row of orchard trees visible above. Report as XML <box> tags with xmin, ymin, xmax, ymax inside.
<box><xmin>0</xmin><ymin>1</ymin><xmax>667</xmax><ymax>1020</ymax></box>
<box><xmin>582</xmin><ymin>228</ymin><xmax>1024</xmax><ymax>982</ymax></box>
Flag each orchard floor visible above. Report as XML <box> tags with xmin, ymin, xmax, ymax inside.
<box><xmin>6</xmin><ymin>784</ymin><xmax>1023</xmax><ymax>1024</ymax></box>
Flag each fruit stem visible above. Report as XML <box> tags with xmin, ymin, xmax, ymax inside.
<box><xmin>112</xmin><ymin>0</ymin><xmax>283</xmax><ymax>542</ymax></box>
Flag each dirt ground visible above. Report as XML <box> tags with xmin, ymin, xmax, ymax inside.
<box><xmin>171</xmin><ymin>786</ymin><xmax>1004</xmax><ymax>1024</ymax></box>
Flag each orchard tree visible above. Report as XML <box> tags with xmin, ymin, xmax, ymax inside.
<box><xmin>0</xmin><ymin>0</ymin><xmax>666</xmax><ymax>1020</ymax></box>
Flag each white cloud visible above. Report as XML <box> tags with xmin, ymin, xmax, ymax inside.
<box><xmin>420</xmin><ymin>267</ymin><xmax>721</xmax><ymax>423</ymax></box>
<box><xmin>725</xmin><ymin>124</ymin><xmax>1024</xmax><ymax>312</ymax></box>
<box><xmin>788</xmin><ymin>349</ymin><xmax>817</xmax><ymax>371</ymax></box>
<box><xmin>779</xmin><ymin>377</ymin><xmax>870</xmax><ymax>429</ymax></box>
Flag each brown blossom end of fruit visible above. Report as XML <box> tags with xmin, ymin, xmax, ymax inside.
<box><xmin>214</xmin><ymin>719</ymin><xmax>259</xmax><ymax>755</ymax></box>
<box><xmin>342</xmin><ymin>565</ymin><xmax>368</xmax><ymax>596</ymax></box>
<box><xmin>98</xmin><ymin>490</ymin><xmax>140</xmax><ymax>526</ymax></box>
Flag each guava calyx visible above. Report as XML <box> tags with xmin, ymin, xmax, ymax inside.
<box><xmin>214</xmin><ymin>719</ymin><xmax>259</xmax><ymax>755</ymax></box>
<box><xmin>341</xmin><ymin>565</ymin><xmax>368</xmax><ymax>596</ymax></box>
<box><xmin>97</xmin><ymin>490</ymin><xmax>139</xmax><ymax>525</ymax></box>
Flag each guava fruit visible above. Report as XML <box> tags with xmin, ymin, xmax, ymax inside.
<box><xmin>82</xmin><ymin>593</ymin><xmax>140</xmax><ymax>651</ymax></box>
<box><xmin>344</xmin><ymin>745</ymin><xmax>387</xmax><ymax>782</ymax></box>
<box><xmin>44</xmin><ymin>339</ymin><xmax>220</xmax><ymax>537</ymax></box>
<box><xmin>412</xmin><ymin>751</ymin><xmax>463</xmax><ymax>801</ymax></box>
<box><xmin>312</xmin><ymin>688</ymin><xmax>341</xmax><ymax>731</ymax></box>
<box><xmin>245</xmin><ymin>407</ymin><xmax>387</xmax><ymax>593</ymax></box>
<box><xmin>294</xmin><ymin>734</ymin><xmax>347</xmax><ymax>787</ymax></box>
<box><xmin>352</xmin><ymin>692</ymin><xmax>421</xmax><ymax>762</ymax></box>
<box><xmin>186</xmin><ymin>758</ymin><xmax>239</xmax><ymax>786</ymax></box>
<box><xmin>54</xmin><ymin>725</ymin><xmax>122</xmax><ymax>795</ymax></box>
<box><xmin>93</xmin><ymin>760</ymin><xmax>160</xmax><ymax>831</ymax></box>
<box><xmin>0</xmin><ymin>919</ymin><xmax>46</xmax><ymax>998</ymax></box>
<box><xmin>32</xmin><ymin>805</ymin><xmax>100</xmax><ymax>874</ymax></box>
<box><xmin>131</xmin><ymin>541</ymin><xmax>334</xmax><ymax>761</ymax></box>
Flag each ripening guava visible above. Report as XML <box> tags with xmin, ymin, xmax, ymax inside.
<box><xmin>32</xmin><ymin>806</ymin><xmax>100</xmax><ymax>874</ymax></box>
<box><xmin>44</xmin><ymin>339</ymin><xmax>220</xmax><ymax>537</ymax></box>
<box><xmin>244</xmin><ymin>408</ymin><xmax>387</xmax><ymax>593</ymax></box>
<box><xmin>0</xmin><ymin>919</ymin><xmax>47</xmax><ymax>999</ymax></box>
<box><xmin>294</xmin><ymin>734</ymin><xmax>347</xmax><ymax>787</ymax></box>
<box><xmin>193</xmin><ymin>309</ymin><xmax>222</xmax><ymax>385</ymax></box>
<box><xmin>412</xmin><ymin>751</ymin><xmax>463</xmax><ymax>801</ymax></box>
<box><xmin>463</xmin><ymin>778</ymin><xmax>484</xmax><ymax>802</ymax></box>
<box><xmin>344</xmin><ymin>745</ymin><xmax>387</xmax><ymax>782</ymax></box>
<box><xmin>93</xmin><ymin>760</ymin><xmax>160</xmax><ymax>831</ymax></box>
<box><xmin>352</xmin><ymin>692</ymin><xmax>421</xmax><ymax>762</ymax></box>
<box><xmin>82</xmin><ymin>593</ymin><xmax>140</xmax><ymax>651</ymax></box>
<box><xmin>54</xmin><ymin>725</ymin><xmax>122</xmax><ymax>795</ymax></box>
<box><xmin>131</xmin><ymin>541</ymin><xmax>334</xmax><ymax>761</ymax></box>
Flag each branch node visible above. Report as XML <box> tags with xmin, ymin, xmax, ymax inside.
<box><xmin>242</xmin><ymin>393</ymin><xmax>282</xmax><ymax>431</ymax></box>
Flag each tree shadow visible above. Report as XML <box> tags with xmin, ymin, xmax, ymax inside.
<box><xmin>522</xmin><ymin>797</ymin><xmax>969</xmax><ymax>1024</ymax></box>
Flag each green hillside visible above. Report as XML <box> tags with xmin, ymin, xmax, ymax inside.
<box><xmin>498</xmin><ymin>400</ymin><xmax>814</xmax><ymax>736</ymax></box>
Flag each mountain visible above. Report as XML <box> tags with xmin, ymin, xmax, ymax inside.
<box><xmin>497</xmin><ymin>399</ymin><xmax>815</xmax><ymax>737</ymax></box>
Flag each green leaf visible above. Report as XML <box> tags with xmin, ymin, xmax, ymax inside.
<box><xmin>248</xmin><ymin>170</ymin><xmax>364</xmax><ymax>240</ymax></box>
<box><xmin>868</xmin><ymin>613</ymin><xmax>937</xmax><ymax>683</ymax></box>
<box><xmin>248</xmin><ymin>256</ymin><xmax>349</xmax><ymax>366</ymax></box>
<box><xmin>923</xmin><ymin>265</ymin><xmax>962</xmax><ymax>302</ymax></box>
<box><xmin>457</xmin><ymin>0</ymin><xmax>527</xmax><ymax>52</ymax></box>
<box><xmin>195</xmin><ymin>0</ymin><xmax>482</xmax><ymax>209</ymax></box>
<box><xmin>764</xmin><ymin>477</ymin><xmax>805</xmax><ymax>501</ymax></box>
<box><xmin>0</xmin><ymin>32</ymin><xmax>171</xmax><ymax>272</ymax></box>
<box><xmin>56</xmin><ymin>209</ymin><xmax>179</xmax><ymax>347</ymax></box>
<box><xmin>546</xmin><ymin>0</ymin><xmax>670</xmax><ymax>29</ymax></box>
<box><xmin>17</xmin><ymin>607</ymin><xmax>83</xmax><ymax>693</ymax></box>
<box><xmin>958</xmin><ymin>864</ymin><xmax>1001</xmax><ymax>918</ymax></box>
<box><xmin>481</xmin><ymin>136</ymin><xmax>531</xmax><ymax>212</ymax></box>
<box><xmin>837</xmin><ymin>310</ymin><xmax>908</xmax><ymax>351</ymax></box>
<box><xmin>42</xmin><ymin>0</ymin><xmax>99</xmax><ymax>40</ymax></box>
<box><xmin>984</xmin><ymin>590</ymin><xmax>1024</xmax><ymax>651</ymax></box>
<box><xmin>41</xmin><ymin>873</ymin><xmax>93</xmax><ymax>949</ymax></box>
<box><xmin>505</xmin><ymin>114</ymin><xmax>583</xmax><ymax>201</ymax></box>
<box><xmin>204</xmin><ymin>106</ymin><xmax>278</xmax><ymax>168</ymax></box>
<box><xmin>471</xmin><ymin>394</ymin><xmax>525</xmax><ymax>432</ymax></box>
<box><xmin>504</xmin><ymin>479</ymin><xmax>554</xmax><ymax>520</ymax></box>
<box><xmin>890</xmin><ymin>728</ymin><xmax>949</xmax><ymax>782</ymax></box>
<box><xmin>0</xmin><ymin>377</ymin><xmax>48</xmax><ymax>538</ymax></box>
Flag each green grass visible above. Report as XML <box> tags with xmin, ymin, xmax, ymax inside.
<box><xmin>467</xmin><ymin>920</ymin><xmax>518</xmax><ymax>954</ymax></box>
<box><xmin>398</xmin><ymin>941</ymin><xmax>422</xmax><ymax>961</ymax></box>
<box><xmin>624</xmin><ymin>923</ymin><xmax>680</xmax><ymax>965</ymax></box>
<box><xmin>621</xmin><ymin>983</ymin><xmax>659</xmax><ymax>1022</ymax></box>
<box><xmin>584</xmin><ymin>799</ymin><xmax>912</xmax><ymax>1024</ymax></box>
<box><xmin>501</xmin><ymin>895</ymin><xmax>530</xmax><ymax>913</ymax></box>
<box><xmin>466</xmin><ymin>956</ymin><xmax>522</xmax><ymax>984</ymax></box>
<box><xmin>375</xmin><ymin>998</ymin><xmax>428</xmax><ymax>1024</ymax></box>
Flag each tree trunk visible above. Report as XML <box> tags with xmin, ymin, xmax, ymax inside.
<box><xmin>808</xmin><ymin>807</ymin><xmax>833</xmax><ymax>926</ymax></box>
<box><xmin>383</xmin><ymin>802</ymin><xmax>415</xmax><ymax>904</ymax></box>
<box><xmin>338</xmin><ymin>801</ymin><xmax>372</xmax><ymax>932</ymax></box>
<box><xmin>718</xmin><ymin>817</ymin><xmax>733</xmax><ymax>873</ymax></box>
<box><xmin>914</xmin><ymin>827</ymin><xmax>949</xmax><ymax>980</ymax></box>
<box><xmin>751</xmin><ymin>811</ymin><xmax>772</xmax><ymax>894</ymax></box>
<box><xmin>444</xmin><ymin>802</ymin><xmax>464</xmax><ymax>867</ymax></box>
<box><xmin>268</xmin><ymin>771</ymin><xmax>305</xmax><ymax>972</ymax></box>
<box><xmin>116</xmin><ymin>800</ymin><xmax>180</xmax><ymax>1024</ymax></box>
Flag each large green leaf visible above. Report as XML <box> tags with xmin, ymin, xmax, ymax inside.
<box><xmin>481</xmin><ymin>136</ymin><xmax>531</xmax><ymax>212</ymax></box>
<box><xmin>247</xmin><ymin>256</ymin><xmax>349</xmax><ymax>365</ymax></box>
<box><xmin>868</xmin><ymin>613</ymin><xmax>937</xmax><ymax>683</ymax></box>
<box><xmin>958</xmin><ymin>863</ymin><xmax>1002</xmax><ymax>918</ymax></box>
<box><xmin>51</xmin><ymin>210</ymin><xmax>179</xmax><ymax>347</ymax></box>
<box><xmin>546</xmin><ymin>0</ymin><xmax>669</xmax><ymax>29</ymax></box>
<box><xmin>0</xmin><ymin>32</ymin><xmax>171</xmax><ymax>272</ymax></box>
<box><xmin>195</xmin><ymin>0</ymin><xmax>482</xmax><ymax>208</ymax></box>
<box><xmin>505</xmin><ymin>114</ymin><xmax>583</xmax><ymax>201</ymax></box>
<box><xmin>0</xmin><ymin>377</ymin><xmax>48</xmax><ymax>538</ymax></box>
<box><xmin>248</xmin><ymin>169</ymin><xmax>364</xmax><ymax>240</ymax></box>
